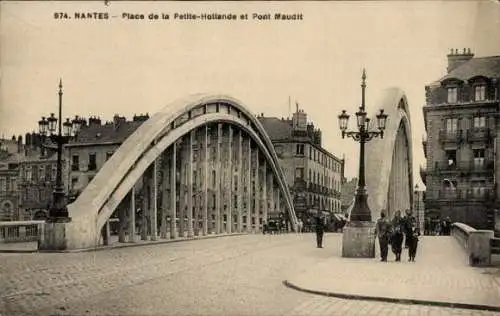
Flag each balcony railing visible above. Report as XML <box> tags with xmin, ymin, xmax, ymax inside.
<box><xmin>468</xmin><ymin>160</ymin><xmax>495</xmax><ymax>173</ymax></box>
<box><xmin>426</xmin><ymin>160</ymin><xmax>494</xmax><ymax>175</ymax></box>
<box><xmin>432</xmin><ymin>188</ymin><xmax>495</xmax><ymax>201</ymax></box>
<box><xmin>467</xmin><ymin>128</ymin><xmax>492</xmax><ymax>143</ymax></box>
<box><xmin>439</xmin><ymin>130</ymin><xmax>463</xmax><ymax>143</ymax></box>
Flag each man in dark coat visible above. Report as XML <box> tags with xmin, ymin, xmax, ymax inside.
<box><xmin>315</xmin><ymin>215</ymin><xmax>325</xmax><ymax>248</ymax></box>
<box><xmin>375</xmin><ymin>210</ymin><xmax>392</xmax><ymax>262</ymax></box>
<box><xmin>403</xmin><ymin>209</ymin><xmax>415</xmax><ymax>249</ymax></box>
<box><xmin>390</xmin><ymin>210</ymin><xmax>404</xmax><ymax>261</ymax></box>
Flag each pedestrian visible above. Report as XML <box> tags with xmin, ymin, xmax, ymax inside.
<box><xmin>390</xmin><ymin>210</ymin><xmax>404</xmax><ymax>262</ymax></box>
<box><xmin>408</xmin><ymin>225</ymin><xmax>420</xmax><ymax>262</ymax></box>
<box><xmin>298</xmin><ymin>219</ymin><xmax>304</xmax><ymax>234</ymax></box>
<box><xmin>375</xmin><ymin>210</ymin><xmax>392</xmax><ymax>262</ymax></box>
<box><xmin>403</xmin><ymin>209</ymin><xmax>415</xmax><ymax>248</ymax></box>
<box><xmin>315</xmin><ymin>215</ymin><xmax>325</xmax><ymax>248</ymax></box>
<box><xmin>424</xmin><ymin>217</ymin><xmax>431</xmax><ymax>236</ymax></box>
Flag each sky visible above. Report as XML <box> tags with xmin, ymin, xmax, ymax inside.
<box><xmin>1</xmin><ymin>1</ymin><xmax>500</xmax><ymax>189</ymax></box>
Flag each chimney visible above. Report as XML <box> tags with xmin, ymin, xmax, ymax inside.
<box><xmin>25</xmin><ymin>133</ymin><xmax>31</xmax><ymax>147</ymax></box>
<box><xmin>30</xmin><ymin>132</ymin><xmax>37</xmax><ymax>149</ymax></box>
<box><xmin>88</xmin><ymin>116</ymin><xmax>102</xmax><ymax>127</ymax></box>
<box><xmin>447</xmin><ymin>48</ymin><xmax>474</xmax><ymax>73</ymax></box>
<box><xmin>17</xmin><ymin>135</ymin><xmax>22</xmax><ymax>153</ymax></box>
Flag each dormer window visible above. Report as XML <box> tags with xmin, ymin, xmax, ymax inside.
<box><xmin>475</xmin><ymin>85</ymin><xmax>486</xmax><ymax>101</ymax></box>
<box><xmin>447</xmin><ymin>87</ymin><xmax>458</xmax><ymax>103</ymax></box>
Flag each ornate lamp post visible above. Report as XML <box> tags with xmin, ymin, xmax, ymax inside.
<box><xmin>38</xmin><ymin>79</ymin><xmax>82</xmax><ymax>222</ymax></box>
<box><xmin>337</xmin><ymin>70</ymin><xmax>388</xmax><ymax>223</ymax></box>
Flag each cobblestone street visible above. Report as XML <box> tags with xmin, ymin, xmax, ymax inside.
<box><xmin>1</xmin><ymin>234</ymin><xmax>500</xmax><ymax>316</ymax></box>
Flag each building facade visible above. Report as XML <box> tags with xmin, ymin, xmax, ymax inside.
<box><xmin>0</xmin><ymin>136</ymin><xmax>22</xmax><ymax>221</ymax></box>
<box><xmin>17</xmin><ymin>133</ymin><xmax>59</xmax><ymax>220</ymax></box>
<box><xmin>422</xmin><ymin>48</ymin><xmax>500</xmax><ymax>229</ymax></box>
<box><xmin>257</xmin><ymin>105</ymin><xmax>344</xmax><ymax>224</ymax></box>
<box><xmin>64</xmin><ymin>114</ymin><xmax>149</xmax><ymax>200</ymax></box>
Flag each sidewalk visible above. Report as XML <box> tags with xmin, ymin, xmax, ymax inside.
<box><xmin>284</xmin><ymin>234</ymin><xmax>500</xmax><ymax>312</ymax></box>
<box><xmin>0</xmin><ymin>232</ymin><xmax>246</xmax><ymax>253</ymax></box>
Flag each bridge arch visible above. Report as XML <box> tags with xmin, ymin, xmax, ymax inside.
<box><xmin>65</xmin><ymin>94</ymin><xmax>298</xmax><ymax>249</ymax></box>
<box><xmin>365</xmin><ymin>88</ymin><xmax>414</xmax><ymax>220</ymax></box>
<box><xmin>345</xmin><ymin>88</ymin><xmax>413</xmax><ymax>221</ymax></box>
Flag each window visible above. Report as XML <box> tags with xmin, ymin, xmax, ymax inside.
<box><xmin>32</xmin><ymin>166</ymin><xmax>38</xmax><ymax>182</ymax></box>
<box><xmin>308</xmin><ymin>169</ymin><xmax>311</xmax><ymax>182</ymax></box>
<box><xmin>473</xmin><ymin>149</ymin><xmax>485</xmax><ymax>168</ymax></box>
<box><xmin>475</xmin><ymin>85</ymin><xmax>486</xmax><ymax>101</ymax></box>
<box><xmin>212</xmin><ymin>170</ymin><xmax>216</xmax><ymax>188</ymax></box>
<box><xmin>473</xmin><ymin>116</ymin><xmax>486</xmax><ymax>128</ymax></box>
<box><xmin>72</xmin><ymin>155</ymin><xmax>79</xmax><ymax>171</ymax></box>
<box><xmin>88</xmin><ymin>153</ymin><xmax>97</xmax><ymax>171</ymax></box>
<box><xmin>447</xmin><ymin>87</ymin><xmax>458</xmax><ymax>103</ymax></box>
<box><xmin>234</xmin><ymin>176</ymin><xmax>238</xmax><ymax>191</ymax></box>
<box><xmin>39</xmin><ymin>166</ymin><xmax>45</xmax><ymax>181</ymax></box>
<box><xmin>274</xmin><ymin>145</ymin><xmax>284</xmax><ymax>157</ymax></box>
<box><xmin>71</xmin><ymin>177</ymin><xmax>78</xmax><ymax>189</ymax></box>
<box><xmin>471</xmin><ymin>180</ymin><xmax>486</xmax><ymax>197</ymax></box>
<box><xmin>309</xmin><ymin>146</ymin><xmax>312</xmax><ymax>159</ymax></box>
<box><xmin>26</xmin><ymin>166</ymin><xmax>32</xmax><ymax>181</ymax></box>
<box><xmin>446</xmin><ymin>150</ymin><xmax>457</xmax><ymax>167</ymax></box>
<box><xmin>0</xmin><ymin>178</ymin><xmax>6</xmax><ymax>192</ymax></box>
<box><xmin>106</xmin><ymin>151</ymin><xmax>114</xmax><ymax>161</ymax></box>
<box><xmin>45</xmin><ymin>166</ymin><xmax>51</xmax><ymax>181</ymax></box>
<box><xmin>295</xmin><ymin>168</ymin><xmax>304</xmax><ymax>179</ymax></box>
<box><xmin>296</xmin><ymin>144</ymin><xmax>305</xmax><ymax>156</ymax></box>
<box><xmin>445</xmin><ymin>118</ymin><xmax>458</xmax><ymax>132</ymax></box>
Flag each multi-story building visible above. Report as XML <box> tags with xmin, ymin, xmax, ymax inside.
<box><xmin>0</xmin><ymin>136</ymin><xmax>22</xmax><ymax>220</ymax></box>
<box><xmin>257</xmin><ymin>105</ymin><xmax>345</xmax><ymax>224</ymax></box>
<box><xmin>413</xmin><ymin>185</ymin><xmax>425</xmax><ymax>233</ymax></box>
<box><xmin>64</xmin><ymin>114</ymin><xmax>150</xmax><ymax>199</ymax></box>
<box><xmin>17</xmin><ymin>133</ymin><xmax>58</xmax><ymax>219</ymax></box>
<box><xmin>422</xmin><ymin>48</ymin><xmax>500</xmax><ymax>229</ymax></box>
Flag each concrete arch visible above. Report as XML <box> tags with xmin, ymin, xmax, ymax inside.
<box><xmin>345</xmin><ymin>88</ymin><xmax>413</xmax><ymax>221</ymax></box>
<box><xmin>66</xmin><ymin>94</ymin><xmax>298</xmax><ymax>249</ymax></box>
<box><xmin>364</xmin><ymin>88</ymin><xmax>413</xmax><ymax>220</ymax></box>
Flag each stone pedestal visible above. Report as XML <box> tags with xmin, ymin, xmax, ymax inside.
<box><xmin>39</xmin><ymin>220</ymin><xmax>71</xmax><ymax>251</ymax></box>
<box><xmin>342</xmin><ymin>221</ymin><xmax>376</xmax><ymax>258</ymax></box>
<box><xmin>468</xmin><ymin>230</ymin><xmax>494</xmax><ymax>267</ymax></box>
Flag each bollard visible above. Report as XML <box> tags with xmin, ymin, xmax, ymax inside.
<box><xmin>468</xmin><ymin>230</ymin><xmax>494</xmax><ymax>266</ymax></box>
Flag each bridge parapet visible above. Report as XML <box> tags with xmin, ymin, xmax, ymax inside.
<box><xmin>451</xmin><ymin>222</ymin><xmax>499</xmax><ymax>267</ymax></box>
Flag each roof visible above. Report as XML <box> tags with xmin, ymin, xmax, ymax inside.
<box><xmin>69</xmin><ymin>121</ymin><xmax>144</xmax><ymax>145</ymax></box>
<box><xmin>439</xmin><ymin>56</ymin><xmax>500</xmax><ymax>82</ymax></box>
<box><xmin>257</xmin><ymin>117</ymin><xmax>293</xmax><ymax>141</ymax></box>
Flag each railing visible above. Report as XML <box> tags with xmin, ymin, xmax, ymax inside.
<box><xmin>0</xmin><ymin>221</ymin><xmax>45</xmax><ymax>244</ymax></box>
<box><xmin>451</xmin><ymin>222</ymin><xmax>498</xmax><ymax>266</ymax></box>
<box><xmin>433</xmin><ymin>188</ymin><xmax>494</xmax><ymax>201</ymax></box>
<box><xmin>439</xmin><ymin>130</ymin><xmax>463</xmax><ymax>143</ymax></box>
<box><xmin>466</xmin><ymin>128</ymin><xmax>492</xmax><ymax>143</ymax></box>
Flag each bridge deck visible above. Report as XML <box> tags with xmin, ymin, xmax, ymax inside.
<box><xmin>287</xmin><ymin>235</ymin><xmax>500</xmax><ymax>309</ymax></box>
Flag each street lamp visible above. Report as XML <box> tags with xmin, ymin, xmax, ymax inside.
<box><xmin>38</xmin><ymin>79</ymin><xmax>74</xmax><ymax>222</ymax></box>
<box><xmin>337</xmin><ymin>69</ymin><xmax>388</xmax><ymax>222</ymax></box>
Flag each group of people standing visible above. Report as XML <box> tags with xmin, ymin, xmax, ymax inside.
<box><xmin>424</xmin><ymin>216</ymin><xmax>452</xmax><ymax>236</ymax></box>
<box><xmin>375</xmin><ymin>209</ymin><xmax>420</xmax><ymax>262</ymax></box>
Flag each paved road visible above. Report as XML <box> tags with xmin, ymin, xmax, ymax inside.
<box><xmin>1</xmin><ymin>233</ymin><xmax>499</xmax><ymax>316</ymax></box>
